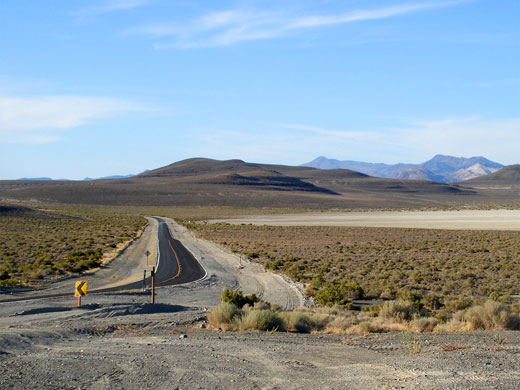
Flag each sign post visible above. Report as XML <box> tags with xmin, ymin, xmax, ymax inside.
<box><xmin>145</xmin><ymin>250</ymin><xmax>151</xmax><ymax>266</ymax></box>
<box><xmin>142</xmin><ymin>270</ymin><xmax>146</xmax><ymax>291</ymax></box>
<box><xmin>75</xmin><ymin>281</ymin><xmax>87</xmax><ymax>307</ymax></box>
<box><xmin>151</xmin><ymin>266</ymin><xmax>155</xmax><ymax>304</ymax></box>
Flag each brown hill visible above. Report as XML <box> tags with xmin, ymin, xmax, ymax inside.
<box><xmin>0</xmin><ymin>158</ymin><xmax>489</xmax><ymax>209</ymax></box>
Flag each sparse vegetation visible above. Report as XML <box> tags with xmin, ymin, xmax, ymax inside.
<box><xmin>0</xmin><ymin>204</ymin><xmax>146</xmax><ymax>286</ymax></box>
<box><xmin>188</xmin><ymin>224</ymin><xmax>520</xmax><ymax>307</ymax></box>
<box><xmin>207</xmin><ymin>291</ymin><xmax>520</xmax><ymax>334</ymax></box>
<box><xmin>401</xmin><ymin>332</ymin><xmax>424</xmax><ymax>354</ymax></box>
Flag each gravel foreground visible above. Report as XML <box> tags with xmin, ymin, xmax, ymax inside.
<box><xmin>1</xmin><ymin>293</ymin><xmax>520</xmax><ymax>390</ymax></box>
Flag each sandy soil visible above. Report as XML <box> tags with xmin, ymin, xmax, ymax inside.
<box><xmin>211</xmin><ymin>209</ymin><xmax>520</xmax><ymax>230</ymax></box>
<box><xmin>1</xmin><ymin>216</ymin><xmax>519</xmax><ymax>389</ymax></box>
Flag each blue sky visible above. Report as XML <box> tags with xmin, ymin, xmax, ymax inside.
<box><xmin>0</xmin><ymin>0</ymin><xmax>519</xmax><ymax>179</ymax></box>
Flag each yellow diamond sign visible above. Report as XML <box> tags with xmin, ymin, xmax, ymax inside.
<box><xmin>75</xmin><ymin>281</ymin><xmax>87</xmax><ymax>297</ymax></box>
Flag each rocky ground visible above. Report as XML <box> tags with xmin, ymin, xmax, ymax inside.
<box><xmin>1</xmin><ymin>295</ymin><xmax>519</xmax><ymax>390</ymax></box>
<box><xmin>1</xmin><ymin>217</ymin><xmax>519</xmax><ymax>389</ymax></box>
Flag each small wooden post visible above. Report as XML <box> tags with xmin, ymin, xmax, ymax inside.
<box><xmin>77</xmin><ymin>296</ymin><xmax>81</xmax><ymax>308</ymax></box>
<box><xmin>151</xmin><ymin>266</ymin><xmax>155</xmax><ymax>304</ymax></box>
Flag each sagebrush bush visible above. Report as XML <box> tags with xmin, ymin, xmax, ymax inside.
<box><xmin>207</xmin><ymin>302</ymin><xmax>242</xmax><ymax>329</ymax></box>
<box><xmin>462</xmin><ymin>300</ymin><xmax>520</xmax><ymax>330</ymax></box>
<box><xmin>238</xmin><ymin>310</ymin><xmax>285</xmax><ymax>331</ymax></box>
<box><xmin>221</xmin><ymin>289</ymin><xmax>258</xmax><ymax>308</ymax></box>
<box><xmin>281</xmin><ymin>311</ymin><xmax>319</xmax><ymax>333</ymax></box>
<box><xmin>410</xmin><ymin>317</ymin><xmax>439</xmax><ymax>332</ymax></box>
<box><xmin>348</xmin><ymin>321</ymin><xmax>384</xmax><ymax>335</ymax></box>
<box><xmin>379</xmin><ymin>299</ymin><xmax>421</xmax><ymax>322</ymax></box>
<box><xmin>253</xmin><ymin>301</ymin><xmax>271</xmax><ymax>310</ymax></box>
<box><xmin>323</xmin><ymin>315</ymin><xmax>356</xmax><ymax>333</ymax></box>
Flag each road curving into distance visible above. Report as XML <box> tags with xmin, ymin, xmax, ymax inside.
<box><xmin>97</xmin><ymin>217</ymin><xmax>206</xmax><ymax>292</ymax></box>
<box><xmin>0</xmin><ymin>217</ymin><xmax>206</xmax><ymax>302</ymax></box>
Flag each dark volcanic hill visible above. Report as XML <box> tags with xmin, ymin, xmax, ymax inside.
<box><xmin>0</xmin><ymin>158</ymin><xmax>492</xmax><ymax>209</ymax></box>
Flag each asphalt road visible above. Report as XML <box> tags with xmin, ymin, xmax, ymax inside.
<box><xmin>98</xmin><ymin>217</ymin><xmax>206</xmax><ymax>292</ymax></box>
<box><xmin>0</xmin><ymin>217</ymin><xmax>206</xmax><ymax>301</ymax></box>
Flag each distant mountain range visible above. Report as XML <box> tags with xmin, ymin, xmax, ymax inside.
<box><xmin>17</xmin><ymin>172</ymin><xmax>147</xmax><ymax>181</ymax></box>
<box><xmin>302</xmin><ymin>155</ymin><xmax>504</xmax><ymax>183</ymax></box>
<box><xmin>4</xmin><ymin>157</ymin><xmax>520</xmax><ymax>209</ymax></box>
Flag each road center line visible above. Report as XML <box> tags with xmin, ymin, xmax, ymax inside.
<box><xmin>157</xmin><ymin>235</ymin><xmax>182</xmax><ymax>285</ymax></box>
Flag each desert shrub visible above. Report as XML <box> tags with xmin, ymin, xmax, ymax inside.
<box><xmin>323</xmin><ymin>315</ymin><xmax>355</xmax><ymax>333</ymax></box>
<box><xmin>511</xmin><ymin>301</ymin><xmax>520</xmax><ymax>316</ymax></box>
<box><xmin>0</xmin><ymin>278</ymin><xmax>20</xmax><ymax>287</ymax></box>
<box><xmin>207</xmin><ymin>302</ymin><xmax>242</xmax><ymax>329</ymax></box>
<box><xmin>314</xmin><ymin>279</ymin><xmax>364</xmax><ymax>307</ymax></box>
<box><xmin>221</xmin><ymin>289</ymin><xmax>258</xmax><ymax>308</ymax></box>
<box><xmin>238</xmin><ymin>310</ymin><xmax>285</xmax><ymax>331</ymax></box>
<box><xmin>361</xmin><ymin>305</ymin><xmax>381</xmax><ymax>314</ymax></box>
<box><xmin>379</xmin><ymin>299</ymin><xmax>422</xmax><ymax>322</ymax></box>
<box><xmin>462</xmin><ymin>300</ymin><xmax>520</xmax><ymax>330</ymax></box>
<box><xmin>282</xmin><ymin>311</ymin><xmax>319</xmax><ymax>333</ymax></box>
<box><xmin>444</xmin><ymin>297</ymin><xmax>475</xmax><ymax>312</ymax></box>
<box><xmin>253</xmin><ymin>301</ymin><xmax>271</xmax><ymax>310</ymax></box>
<box><xmin>410</xmin><ymin>317</ymin><xmax>439</xmax><ymax>332</ymax></box>
<box><xmin>421</xmin><ymin>294</ymin><xmax>443</xmax><ymax>311</ymax></box>
<box><xmin>348</xmin><ymin>321</ymin><xmax>384</xmax><ymax>334</ymax></box>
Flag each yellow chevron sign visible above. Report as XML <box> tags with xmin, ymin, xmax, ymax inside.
<box><xmin>75</xmin><ymin>281</ymin><xmax>87</xmax><ymax>297</ymax></box>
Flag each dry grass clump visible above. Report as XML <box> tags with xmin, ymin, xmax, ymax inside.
<box><xmin>322</xmin><ymin>315</ymin><xmax>356</xmax><ymax>334</ymax></box>
<box><xmin>347</xmin><ymin>321</ymin><xmax>384</xmax><ymax>335</ymax></box>
<box><xmin>207</xmin><ymin>302</ymin><xmax>243</xmax><ymax>330</ymax></box>
<box><xmin>281</xmin><ymin>311</ymin><xmax>321</xmax><ymax>333</ymax></box>
<box><xmin>239</xmin><ymin>310</ymin><xmax>285</xmax><ymax>331</ymax></box>
<box><xmin>208</xmin><ymin>302</ymin><xmax>286</xmax><ymax>332</ymax></box>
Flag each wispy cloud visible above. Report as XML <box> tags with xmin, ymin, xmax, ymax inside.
<box><xmin>129</xmin><ymin>1</ymin><xmax>468</xmax><ymax>48</ymax></box>
<box><xmin>271</xmin><ymin>116</ymin><xmax>520</xmax><ymax>164</ymax></box>
<box><xmin>274</xmin><ymin>123</ymin><xmax>380</xmax><ymax>141</ymax></box>
<box><xmin>0</xmin><ymin>95</ymin><xmax>144</xmax><ymax>144</ymax></box>
<box><xmin>469</xmin><ymin>78</ymin><xmax>520</xmax><ymax>88</ymax></box>
<box><xmin>76</xmin><ymin>0</ymin><xmax>150</xmax><ymax>16</ymax></box>
<box><xmin>398</xmin><ymin>116</ymin><xmax>520</xmax><ymax>162</ymax></box>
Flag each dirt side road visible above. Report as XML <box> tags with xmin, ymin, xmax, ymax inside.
<box><xmin>163</xmin><ymin>218</ymin><xmax>304</xmax><ymax>310</ymax></box>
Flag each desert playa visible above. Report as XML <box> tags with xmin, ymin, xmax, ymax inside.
<box><xmin>213</xmin><ymin>209</ymin><xmax>520</xmax><ymax>230</ymax></box>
